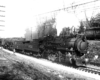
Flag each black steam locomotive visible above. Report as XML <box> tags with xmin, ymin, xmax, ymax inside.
<box><xmin>0</xmin><ymin>34</ymin><xmax>88</xmax><ymax>66</ymax></box>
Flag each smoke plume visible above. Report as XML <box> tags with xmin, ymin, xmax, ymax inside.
<box><xmin>24</xmin><ymin>18</ymin><xmax>57</xmax><ymax>41</ymax></box>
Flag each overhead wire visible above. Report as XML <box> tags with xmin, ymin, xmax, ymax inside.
<box><xmin>35</xmin><ymin>0</ymin><xmax>100</xmax><ymax>24</ymax></box>
<box><xmin>35</xmin><ymin>0</ymin><xmax>100</xmax><ymax>17</ymax></box>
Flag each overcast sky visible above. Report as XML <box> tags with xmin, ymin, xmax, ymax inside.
<box><xmin>0</xmin><ymin>0</ymin><xmax>100</xmax><ymax>38</ymax></box>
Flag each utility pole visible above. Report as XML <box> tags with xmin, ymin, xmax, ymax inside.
<box><xmin>62</xmin><ymin>0</ymin><xmax>65</xmax><ymax>10</ymax></box>
<box><xmin>31</xmin><ymin>27</ymin><xmax>32</xmax><ymax>40</ymax></box>
<box><xmin>84</xmin><ymin>10</ymin><xmax>90</xmax><ymax>28</ymax></box>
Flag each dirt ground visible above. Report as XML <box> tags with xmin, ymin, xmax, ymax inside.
<box><xmin>0</xmin><ymin>49</ymin><xmax>89</xmax><ymax>80</ymax></box>
<box><xmin>0</xmin><ymin>50</ymin><xmax>60</xmax><ymax>80</ymax></box>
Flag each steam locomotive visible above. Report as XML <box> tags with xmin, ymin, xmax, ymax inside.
<box><xmin>0</xmin><ymin>34</ymin><xmax>88</xmax><ymax>67</ymax></box>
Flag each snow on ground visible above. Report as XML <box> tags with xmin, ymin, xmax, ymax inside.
<box><xmin>2</xmin><ymin>48</ymin><xmax>100</xmax><ymax>80</ymax></box>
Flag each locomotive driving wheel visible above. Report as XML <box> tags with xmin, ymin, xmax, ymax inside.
<box><xmin>70</xmin><ymin>58</ymin><xmax>77</xmax><ymax>67</ymax></box>
<box><xmin>55</xmin><ymin>51</ymin><xmax>66</xmax><ymax>63</ymax></box>
<box><xmin>57</xmin><ymin>51</ymin><xmax>62</xmax><ymax>62</ymax></box>
<box><xmin>46</xmin><ymin>50</ymin><xmax>56</xmax><ymax>61</ymax></box>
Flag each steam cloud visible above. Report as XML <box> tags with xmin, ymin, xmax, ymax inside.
<box><xmin>25</xmin><ymin>11</ymin><xmax>80</xmax><ymax>40</ymax></box>
<box><xmin>55</xmin><ymin>11</ymin><xmax>80</xmax><ymax>36</ymax></box>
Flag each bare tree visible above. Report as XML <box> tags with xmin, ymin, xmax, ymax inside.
<box><xmin>78</xmin><ymin>21</ymin><xmax>85</xmax><ymax>33</ymax></box>
<box><xmin>37</xmin><ymin>18</ymin><xmax>57</xmax><ymax>38</ymax></box>
<box><xmin>89</xmin><ymin>13</ymin><xmax>100</xmax><ymax>27</ymax></box>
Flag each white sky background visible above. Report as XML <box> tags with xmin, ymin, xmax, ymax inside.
<box><xmin>0</xmin><ymin>0</ymin><xmax>100</xmax><ymax>38</ymax></box>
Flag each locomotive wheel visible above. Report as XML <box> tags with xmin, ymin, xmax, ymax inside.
<box><xmin>58</xmin><ymin>51</ymin><xmax>62</xmax><ymax>62</ymax></box>
<box><xmin>47</xmin><ymin>50</ymin><xmax>56</xmax><ymax>61</ymax></box>
<box><xmin>70</xmin><ymin>58</ymin><xmax>77</xmax><ymax>67</ymax></box>
<box><xmin>22</xmin><ymin>50</ymin><xmax>25</xmax><ymax>54</ymax></box>
<box><xmin>41</xmin><ymin>50</ymin><xmax>48</xmax><ymax>58</ymax></box>
<box><xmin>41</xmin><ymin>49</ymin><xmax>57</xmax><ymax>61</ymax></box>
<box><xmin>48</xmin><ymin>54</ymin><xmax>56</xmax><ymax>61</ymax></box>
<box><xmin>55</xmin><ymin>51</ymin><xmax>63</xmax><ymax>63</ymax></box>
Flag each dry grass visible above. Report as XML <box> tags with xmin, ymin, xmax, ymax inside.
<box><xmin>0</xmin><ymin>58</ymin><xmax>60</xmax><ymax>80</ymax></box>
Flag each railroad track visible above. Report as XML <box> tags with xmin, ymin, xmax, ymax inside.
<box><xmin>78</xmin><ymin>66</ymin><xmax>100</xmax><ymax>75</ymax></box>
